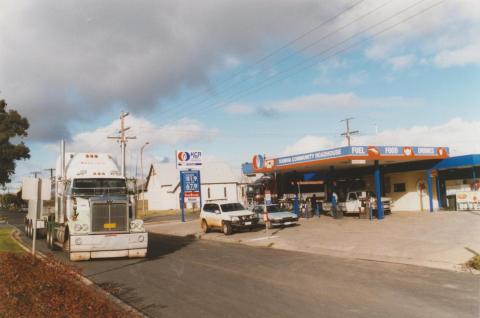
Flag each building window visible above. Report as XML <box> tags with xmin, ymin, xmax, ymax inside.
<box><xmin>224</xmin><ymin>187</ymin><xmax>227</xmax><ymax>198</ymax></box>
<box><xmin>207</xmin><ymin>187</ymin><xmax>211</xmax><ymax>199</ymax></box>
<box><xmin>393</xmin><ymin>183</ymin><xmax>406</xmax><ymax>192</ymax></box>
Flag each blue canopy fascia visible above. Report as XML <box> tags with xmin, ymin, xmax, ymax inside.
<box><xmin>433</xmin><ymin>155</ymin><xmax>480</xmax><ymax>170</ymax></box>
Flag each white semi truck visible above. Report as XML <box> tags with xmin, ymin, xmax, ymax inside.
<box><xmin>45</xmin><ymin>141</ymin><xmax>148</xmax><ymax>261</ymax></box>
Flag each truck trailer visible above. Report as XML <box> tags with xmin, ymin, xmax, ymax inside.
<box><xmin>45</xmin><ymin>141</ymin><xmax>148</xmax><ymax>261</ymax></box>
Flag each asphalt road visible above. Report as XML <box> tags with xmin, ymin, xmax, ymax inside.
<box><xmin>2</xmin><ymin>210</ymin><xmax>479</xmax><ymax>318</ymax></box>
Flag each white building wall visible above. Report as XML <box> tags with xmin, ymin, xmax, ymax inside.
<box><xmin>202</xmin><ymin>183</ymin><xmax>238</xmax><ymax>202</ymax></box>
<box><xmin>384</xmin><ymin>170</ymin><xmax>439</xmax><ymax>212</ymax></box>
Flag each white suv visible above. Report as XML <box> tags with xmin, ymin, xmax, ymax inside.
<box><xmin>200</xmin><ymin>201</ymin><xmax>258</xmax><ymax>235</ymax></box>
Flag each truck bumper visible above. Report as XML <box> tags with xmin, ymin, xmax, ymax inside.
<box><xmin>69</xmin><ymin>232</ymin><xmax>148</xmax><ymax>261</ymax></box>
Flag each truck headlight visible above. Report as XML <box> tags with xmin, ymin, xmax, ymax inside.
<box><xmin>130</xmin><ymin>219</ymin><xmax>144</xmax><ymax>232</ymax></box>
<box><xmin>231</xmin><ymin>216</ymin><xmax>240</xmax><ymax>222</ymax></box>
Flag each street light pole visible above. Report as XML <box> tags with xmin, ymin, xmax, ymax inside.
<box><xmin>140</xmin><ymin>142</ymin><xmax>149</xmax><ymax>217</ymax></box>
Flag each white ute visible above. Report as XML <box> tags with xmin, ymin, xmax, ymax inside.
<box><xmin>323</xmin><ymin>191</ymin><xmax>393</xmax><ymax>215</ymax></box>
<box><xmin>200</xmin><ymin>201</ymin><xmax>259</xmax><ymax>235</ymax></box>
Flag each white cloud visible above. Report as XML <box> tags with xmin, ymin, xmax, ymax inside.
<box><xmin>282</xmin><ymin>135</ymin><xmax>336</xmax><ymax>155</ymax></box>
<box><xmin>47</xmin><ymin>115</ymin><xmax>217</xmax><ymax>157</ymax></box>
<box><xmin>354</xmin><ymin>118</ymin><xmax>480</xmax><ymax>156</ymax></box>
<box><xmin>388</xmin><ymin>54</ymin><xmax>416</xmax><ymax>71</ymax></box>
<box><xmin>282</xmin><ymin>118</ymin><xmax>480</xmax><ymax>156</ymax></box>
<box><xmin>43</xmin><ymin>115</ymin><xmax>218</xmax><ymax>176</ymax></box>
<box><xmin>433</xmin><ymin>43</ymin><xmax>480</xmax><ymax>67</ymax></box>
<box><xmin>361</xmin><ymin>0</ymin><xmax>480</xmax><ymax>69</ymax></box>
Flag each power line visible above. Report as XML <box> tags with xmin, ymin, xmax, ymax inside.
<box><xmin>157</xmin><ymin>0</ymin><xmax>367</xmax><ymax>120</ymax></box>
<box><xmin>160</xmin><ymin>0</ymin><xmax>444</xmax><ymax>127</ymax></box>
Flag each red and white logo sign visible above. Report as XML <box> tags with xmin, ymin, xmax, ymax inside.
<box><xmin>368</xmin><ymin>146</ymin><xmax>379</xmax><ymax>156</ymax></box>
<box><xmin>403</xmin><ymin>147</ymin><xmax>414</xmax><ymax>156</ymax></box>
<box><xmin>252</xmin><ymin>155</ymin><xmax>265</xmax><ymax>170</ymax></box>
<box><xmin>265</xmin><ymin>159</ymin><xmax>275</xmax><ymax>169</ymax></box>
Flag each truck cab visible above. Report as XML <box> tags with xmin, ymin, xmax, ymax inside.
<box><xmin>47</xmin><ymin>152</ymin><xmax>148</xmax><ymax>261</ymax></box>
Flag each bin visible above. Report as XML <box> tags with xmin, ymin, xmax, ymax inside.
<box><xmin>446</xmin><ymin>195</ymin><xmax>456</xmax><ymax>211</ymax></box>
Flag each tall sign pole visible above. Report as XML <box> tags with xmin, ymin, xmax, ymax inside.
<box><xmin>108</xmin><ymin>111</ymin><xmax>137</xmax><ymax>177</ymax></box>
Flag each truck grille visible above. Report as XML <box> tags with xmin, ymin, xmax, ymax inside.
<box><xmin>91</xmin><ymin>201</ymin><xmax>128</xmax><ymax>233</ymax></box>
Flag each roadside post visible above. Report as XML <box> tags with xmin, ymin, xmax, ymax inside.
<box><xmin>263</xmin><ymin>205</ymin><xmax>269</xmax><ymax>235</ymax></box>
<box><xmin>293</xmin><ymin>194</ymin><xmax>299</xmax><ymax>216</ymax></box>
<box><xmin>264</xmin><ymin>188</ymin><xmax>271</xmax><ymax>234</ymax></box>
<box><xmin>180</xmin><ymin>172</ymin><xmax>185</xmax><ymax>223</ymax></box>
<box><xmin>32</xmin><ymin>177</ymin><xmax>41</xmax><ymax>259</ymax></box>
<box><xmin>316</xmin><ymin>205</ymin><xmax>320</xmax><ymax>218</ymax></box>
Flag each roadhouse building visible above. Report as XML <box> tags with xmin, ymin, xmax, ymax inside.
<box><xmin>242</xmin><ymin>145</ymin><xmax>480</xmax><ymax>218</ymax></box>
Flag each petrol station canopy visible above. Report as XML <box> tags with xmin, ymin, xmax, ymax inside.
<box><xmin>243</xmin><ymin>146</ymin><xmax>449</xmax><ymax>174</ymax></box>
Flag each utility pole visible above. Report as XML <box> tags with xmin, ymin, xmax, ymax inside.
<box><xmin>108</xmin><ymin>111</ymin><xmax>136</xmax><ymax>177</ymax></box>
<box><xmin>44</xmin><ymin>168</ymin><xmax>55</xmax><ymax>180</ymax></box>
<box><xmin>31</xmin><ymin>171</ymin><xmax>41</xmax><ymax>178</ymax></box>
<box><xmin>140</xmin><ymin>142</ymin><xmax>149</xmax><ymax>217</ymax></box>
<box><xmin>340</xmin><ymin>117</ymin><xmax>359</xmax><ymax>146</ymax></box>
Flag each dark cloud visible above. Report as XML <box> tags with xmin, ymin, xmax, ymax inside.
<box><xmin>0</xmin><ymin>0</ymin><xmax>349</xmax><ymax>140</ymax></box>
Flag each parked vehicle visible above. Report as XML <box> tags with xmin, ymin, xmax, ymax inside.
<box><xmin>44</xmin><ymin>141</ymin><xmax>148</xmax><ymax>261</ymax></box>
<box><xmin>323</xmin><ymin>191</ymin><xmax>393</xmax><ymax>215</ymax></box>
<box><xmin>252</xmin><ymin>204</ymin><xmax>299</xmax><ymax>229</ymax></box>
<box><xmin>200</xmin><ymin>201</ymin><xmax>258</xmax><ymax>235</ymax></box>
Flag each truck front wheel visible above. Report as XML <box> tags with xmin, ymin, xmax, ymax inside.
<box><xmin>222</xmin><ymin>222</ymin><xmax>232</xmax><ymax>235</ymax></box>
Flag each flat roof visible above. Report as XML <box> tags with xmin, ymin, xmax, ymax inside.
<box><xmin>245</xmin><ymin>146</ymin><xmax>449</xmax><ymax>174</ymax></box>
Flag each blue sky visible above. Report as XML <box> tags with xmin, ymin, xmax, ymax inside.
<box><xmin>0</xmin><ymin>0</ymin><xmax>479</xmax><ymax>190</ymax></box>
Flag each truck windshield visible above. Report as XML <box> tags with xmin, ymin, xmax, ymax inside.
<box><xmin>72</xmin><ymin>178</ymin><xmax>127</xmax><ymax>196</ymax></box>
<box><xmin>221</xmin><ymin>203</ymin><xmax>245</xmax><ymax>212</ymax></box>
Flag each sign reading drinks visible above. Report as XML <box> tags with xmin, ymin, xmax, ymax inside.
<box><xmin>176</xmin><ymin>150</ymin><xmax>202</xmax><ymax>169</ymax></box>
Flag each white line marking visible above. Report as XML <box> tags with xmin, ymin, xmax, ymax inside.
<box><xmin>247</xmin><ymin>236</ymin><xmax>279</xmax><ymax>242</ymax></box>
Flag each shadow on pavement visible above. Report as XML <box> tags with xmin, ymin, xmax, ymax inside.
<box><xmin>146</xmin><ymin>232</ymin><xmax>196</xmax><ymax>259</ymax></box>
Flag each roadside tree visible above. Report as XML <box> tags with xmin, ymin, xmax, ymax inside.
<box><xmin>0</xmin><ymin>99</ymin><xmax>30</xmax><ymax>186</ymax></box>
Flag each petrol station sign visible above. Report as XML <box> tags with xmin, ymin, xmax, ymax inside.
<box><xmin>176</xmin><ymin>150</ymin><xmax>203</xmax><ymax>168</ymax></box>
<box><xmin>180</xmin><ymin>170</ymin><xmax>201</xmax><ymax>203</ymax></box>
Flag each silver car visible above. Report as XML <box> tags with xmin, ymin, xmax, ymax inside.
<box><xmin>252</xmin><ymin>204</ymin><xmax>299</xmax><ymax>229</ymax></box>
